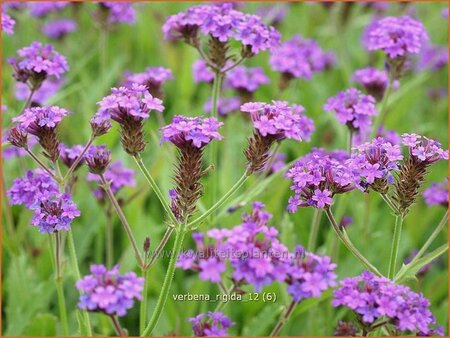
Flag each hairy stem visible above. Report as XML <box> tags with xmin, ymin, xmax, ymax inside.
<box><xmin>270</xmin><ymin>300</ymin><xmax>298</xmax><ymax>336</ymax></box>
<box><xmin>20</xmin><ymin>86</ymin><xmax>36</xmax><ymax>114</ymax></box>
<box><xmin>325</xmin><ymin>207</ymin><xmax>382</xmax><ymax>276</ymax></box>
<box><xmin>307</xmin><ymin>209</ymin><xmax>322</xmax><ymax>252</ymax></box>
<box><xmin>100</xmin><ymin>175</ymin><xmax>144</xmax><ymax>268</ymax></box>
<box><xmin>388</xmin><ymin>216</ymin><xmax>404</xmax><ymax>279</ymax></box>
<box><xmin>146</xmin><ymin>226</ymin><xmax>175</xmax><ymax>269</ymax></box>
<box><xmin>380</xmin><ymin>193</ymin><xmax>399</xmax><ymax>215</ymax></box>
<box><xmin>141</xmin><ymin>225</ymin><xmax>187</xmax><ymax>336</ymax></box>
<box><xmin>139</xmin><ymin>267</ymin><xmax>150</xmax><ymax>335</ymax></box>
<box><xmin>133</xmin><ymin>155</ymin><xmax>179</xmax><ymax>225</ymax></box>
<box><xmin>55</xmin><ymin>233</ymin><xmax>69</xmax><ymax>336</ymax></box>
<box><xmin>110</xmin><ymin>315</ymin><xmax>126</xmax><ymax>336</ymax></box>
<box><xmin>106</xmin><ymin>205</ymin><xmax>114</xmax><ymax>268</ymax></box>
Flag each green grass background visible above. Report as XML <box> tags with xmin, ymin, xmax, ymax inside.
<box><xmin>2</xmin><ymin>2</ymin><xmax>448</xmax><ymax>336</ymax></box>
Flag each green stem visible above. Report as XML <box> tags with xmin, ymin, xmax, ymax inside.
<box><xmin>270</xmin><ymin>300</ymin><xmax>298</xmax><ymax>336</ymax></box>
<box><xmin>139</xmin><ymin>267</ymin><xmax>150</xmax><ymax>335</ymax></box>
<box><xmin>63</xmin><ymin>137</ymin><xmax>94</xmax><ymax>182</ymax></box>
<box><xmin>55</xmin><ymin>233</ymin><xmax>69</xmax><ymax>336</ymax></box>
<box><xmin>307</xmin><ymin>209</ymin><xmax>322</xmax><ymax>252</ymax></box>
<box><xmin>141</xmin><ymin>225</ymin><xmax>187</xmax><ymax>336</ymax></box>
<box><xmin>347</xmin><ymin>130</ymin><xmax>353</xmax><ymax>154</ymax></box>
<box><xmin>133</xmin><ymin>155</ymin><xmax>179</xmax><ymax>226</ymax></box>
<box><xmin>106</xmin><ymin>205</ymin><xmax>114</xmax><ymax>268</ymax></box>
<box><xmin>110</xmin><ymin>315</ymin><xmax>126</xmax><ymax>336</ymax></box>
<box><xmin>187</xmin><ymin>171</ymin><xmax>250</xmax><ymax>229</ymax></box>
<box><xmin>372</xmin><ymin>78</ymin><xmax>393</xmax><ymax>138</ymax></box>
<box><xmin>100</xmin><ymin>175</ymin><xmax>144</xmax><ymax>268</ymax></box>
<box><xmin>20</xmin><ymin>86</ymin><xmax>36</xmax><ymax>114</ymax></box>
<box><xmin>388</xmin><ymin>215</ymin><xmax>404</xmax><ymax>279</ymax></box>
<box><xmin>380</xmin><ymin>193</ymin><xmax>399</xmax><ymax>215</ymax></box>
<box><xmin>407</xmin><ymin>210</ymin><xmax>448</xmax><ymax>268</ymax></box>
<box><xmin>208</xmin><ymin>72</ymin><xmax>223</xmax><ymax>218</ymax></box>
<box><xmin>325</xmin><ymin>208</ymin><xmax>382</xmax><ymax>276</ymax></box>
<box><xmin>146</xmin><ymin>226</ymin><xmax>175</xmax><ymax>269</ymax></box>
<box><xmin>25</xmin><ymin>148</ymin><xmax>59</xmax><ymax>181</ymax></box>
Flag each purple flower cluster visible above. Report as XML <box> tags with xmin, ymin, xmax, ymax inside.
<box><xmin>270</xmin><ymin>35</ymin><xmax>335</xmax><ymax>79</ymax></box>
<box><xmin>332</xmin><ymin>271</ymin><xmax>441</xmax><ymax>335</ymax></box>
<box><xmin>15</xmin><ymin>78</ymin><xmax>63</xmax><ymax>105</ymax></box>
<box><xmin>161</xmin><ymin>115</ymin><xmax>223</xmax><ymax>149</ymax></box>
<box><xmin>350</xmin><ymin>137</ymin><xmax>403</xmax><ymax>191</ymax></box>
<box><xmin>8</xmin><ymin>42</ymin><xmax>69</xmax><ymax>82</ymax></box>
<box><xmin>123</xmin><ymin>66</ymin><xmax>173</xmax><ymax>97</ymax></box>
<box><xmin>7</xmin><ymin>170</ymin><xmax>59</xmax><ymax>208</ymax></box>
<box><xmin>13</xmin><ymin>106</ymin><xmax>70</xmax><ymax>136</ymax></box>
<box><xmin>29</xmin><ymin>1</ymin><xmax>68</xmax><ymax>17</ymax></box>
<box><xmin>31</xmin><ymin>193</ymin><xmax>80</xmax><ymax>233</ymax></box>
<box><xmin>286</xmin><ymin>148</ymin><xmax>353</xmax><ymax>211</ymax></box>
<box><xmin>188</xmin><ymin>311</ymin><xmax>234</xmax><ymax>337</ymax></box>
<box><xmin>2</xmin><ymin>12</ymin><xmax>15</xmax><ymax>35</ymax></box>
<box><xmin>192</xmin><ymin>60</ymin><xmax>215</xmax><ymax>83</ymax></box>
<box><xmin>402</xmin><ymin>133</ymin><xmax>448</xmax><ymax>164</ymax></box>
<box><xmin>324</xmin><ymin>88</ymin><xmax>378</xmax><ymax>132</ymax></box>
<box><xmin>97</xmin><ymin>2</ymin><xmax>136</xmax><ymax>25</ymax></box>
<box><xmin>42</xmin><ymin>19</ymin><xmax>77</xmax><ymax>40</ymax></box>
<box><xmin>87</xmin><ymin>161</ymin><xmax>136</xmax><ymax>198</ymax></box>
<box><xmin>163</xmin><ymin>3</ymin><xmax>280</xmax><ymax>54</ymax></box>
<box><xmin>423</xmin><ymin>180</ymin><xmax>448</xmax><ymax>207</ymax></box>
<box><xmin>85</xmin><ymin>144</ymin><xmax>111</xmax><ymax>175</ymax></box>
<box><xmin>225</xmin><ymin>66</ymin><xmax>269</xmax><ymax>93</ymax></box>
<box><xmin>59</xmin><ymin>144</ymin><xmax>86</xmax><ymax>169</ymax></box>
<box><xmin>204</xmin><ymin>97</ymin><xmax>241</xmax><ymax>116</ymax></box>
<box><xmin>241</xmin><ymin>101</ymin><xmax>314</xmax><ymax>141</ymax></box>
<box><xmin>417</xmin><ymin>44</ymin><xmax>448</xmax><ymax>72</ymax></box>
<box><xmin>363</xmin><ymin>16</ymin><xmax>428</xmax><ymax>58</ymax></box>
<box><xmin>352</xmin><ymin>67</ymin><xmax>389</xmax><ymax>101</ymax></box>
<box><xmin>95</xmin><ymin>84</ymin><xmax>164</xmax><ymax>124</ymax></box>
<box><xmin>76</xmin><ymin>264</ymin><xmax>144</xmax><ymax>317</ymax></box>
<box><xmin>285</xmin><ymin>249</ymin><xmax>337</xmax><ymax>302</ymax></box>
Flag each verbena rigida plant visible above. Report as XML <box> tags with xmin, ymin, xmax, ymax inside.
<box><xmin>2</xmin><ymin>1</ymin><xmax>448</xmax><ymax>336</ymax></box>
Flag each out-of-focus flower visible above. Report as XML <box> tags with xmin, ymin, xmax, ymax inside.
<box><xmin>123</xmin><ymin>66</ymin><xmax>173</xmax><ymax>98</ymax></box>
<box><xmin>59</xmin><ymin>144</ymin><xmax>86</xmax><ymax>170</ymax></box>
<box><xmin>42</xmin><ymin>19</ymin><xmax>77</xmax><ymax>40</ymax></box>
<box><xmin>324</xmin><ymin>88</ymin><xmax>378</xmax><ymax>133</ymax></box>
<box><xmin>95</xmin><ymin>2</ymin><xmax>136</xmax><ymax>26</ymax></box>
<box><xmin>76</xmin><ymin>264</ymin><xmax>144</xmax><ymax>316</ymax></box>
<box><xmin>332</xmin><ymin>271</ymin><xmax>441</xmax><ymax>335</ymax></box>
<box><xmin>2</xmin><ymin>11</ymin><xmax>15</xmax><ymax>34</ymax></box>
<box><xmin>352</xmin><ymin>67</ymin><xmax>392</xmax><ymax>101</ymax></box>
<box><xmin>29</xmin><ymin>1</ymin><xmax>68</xmax><ymax>17</ymax></box>
<box><xmin>188</xmin><ymin>311</ymin><xmax>234</xmax><ymax>337</ymax></box>
<box><xmin>417</xmin><ymin>44</ymin><xmax>448</xmax><ymax>72</ymax></box>
<box><xmin>423</xmin><ymin>180</ymin><xmax>448</xmax><ymax>207</ymax></box>
<box><xmin>15</xmin><ymin>77</ymin><xmax>64</xmax><ymax>105</ymax></box>
<box><xmin>87</xmin><ymin>161</ymin><xmax>136</xmax><ymax>199</ymax></box>
<box><xmin>203</xmin><ymin>97</ymin><xmax>241</xmax><ymax>116</ymax></box>
<box><xmin>225</xmin><ymin>66</ymin><xmax>269</xmax><ymax>93</ymax></box>
<box><xmin>192</xmin><ymin>60</ymin><xmax>215</xmax><ymax>83</ymax></box>
<box><xmin>2</xmin><ymin>129</ymin><xmax>38</xmax><ymax>159</ymax></box>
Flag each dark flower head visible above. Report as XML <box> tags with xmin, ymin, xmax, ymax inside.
<box><xmin>42</xmin><ymin>19</ymin><xmax>77</xmax><ymax>40</ymax></box>
<box><xmin>8</xmin><ymin>42</ymin><xmax>68</xmax><ymax>88</ymax></box>
<box><xmin>161</xmin><ymin>115</ymin><xmax>223</xmax><ymax>149</ymax></box>
<box><xmin>332</xmin><ymin>271</ymin><xmax>440</xmax><ymax>335</ymax></box>
<box><xmin>364</xmin><ymin>16</ymin><xmax>428</xmax><ymax>58</ymax></box>
<box><xmin>270</xmin><ymin>35</ymin><xmax>335</xmax><ymax>81</ymax></box>
<box><xmin>31</xmin><ymin>192</ymin><xmax>80</xmax><ymax>234</ymax></box>
<box><xmin>3</xmin><ymin>129</ymin><xmax>38</xmax><ymax>159</ymax></box>
<box><xmin>423</xmin><ymin>180</ymin><xmax>448</xmax><ymax>207</ymax></box>
<box><xmin>59</xmin><ymin>144</ymin><xmax>86</xmax><ymax>170</ymax></box>
<box><xmin>6</xmin><ymin>126</ymin><xmax>28</xmax><ymax>149</ymax></box>
<box><xmin>76</xmin><ymin>264</ymin><xmax>144</xmax><ymax>317</ymax></box>
<box><xmin>7</xmin><ymin>169</ymin><xmax>59</xmax><ymax>208</ymax></box>
<box><xmin>85</xmin><ymin>145</ymin><xmax>111</xmax><ymax>175</ymax></box>
<box><xmin>324</xmin><ymin>88</ymin><xmax>378</xmax><ymax>132</ymax></box>
<box><xmin>29</xmin><ymin>1</ymin><xmax>68</xmax><ymax>17</ymax></box>
<box><xmin>123</xmin><ymin>66</ymin><xmax>173</xmax><ymax>98</ymax></box>
<box><xmin>286</xmin><ymin>148</ymin><xmax>353</xmax><ymax>211</ymax></box>
<box><xmin>90</xmin><ymin>118</ymin><xmax>112</xmax><ymax>137</ymax></box>
<box><xmin>188</xmin><ymin>311</ymin><xmax>234</xmax><ymax>337</ymax></box>
<box><xmin>162</xmin><ymin>3</ymin><xmax>280</xmax><ymax>55</ymax></box>
<box><xmin>333</xmin><ymin>321</ymin><xmax>358</xmax><ymax>336</ymax></box>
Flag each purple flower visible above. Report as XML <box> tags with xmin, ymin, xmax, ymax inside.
<box><xmin>204</xmin><ymin>97</ymin><xmax>241</xmax><ymax>116</ymax></box>
<box><xmin>199</xmin><ymin>257</ymin><xmax>226</xmax><ymax>283</ymax></box>
<box><xmin>225</xmin><ymin>66</ymin><xmax>269</xmax><ymax>93</ymax></box>
<box><xmin>85</xmin><ymin>145</ymin><xmax>111</xmax><ymax>175</ymax></box>
<box><xmin>242</xmin><ymin>101</ymin><xmax>314</xmax><ymax>141</ymax></box>
<box><xmin>2</xmin><ymin>129</ymin><xmax>38</xmax><ymax>159</ymax></box>
<box><xmin>29</xmin><ymin>1</ymin><xmax>68</xmax><ymax>17</ymax></box>
<box><xmin>270</xmin><ymin>35</ymin><xmax>335</xmax><ymax>80</ymax></box>
<box><xmin>162</xmin><ymin>3</ymin><xmax>280</xmax><ymax>55</ymax></box>
<box><xmin>31</xmin><ymin>193</ymin><xmax>80</xmax><ymax>233</ymax></box>
<box><xmin>265</xmin><ymin>152</ymin><xmax>286</xmax><ymax>174</ymax></box>
<box><xmin>192</xmin><ymin>60</ymin><xmax>215</xmax><ymax>83</ymax></box>
<box><xmin>59</xmin><ymin>144</ymin><xmax>86</xmax><ymax>170</ymax></box>
<box><xmin>349</xmin><ymin>137</ymin><xmax>403</xmax><ymax>192</ymax></box>
<box><xmin>87</xmin><ymin>161</ymin><xmax>136</xmax><ymax>198</ymax></box>
<box><xmin>42</xmin><ymin>19</ymin><xmax>77</xmax><ymax>40</ymax></box>
<box><xmin>352</xmin><ymin>67</ymin><xmax>393</xmax><ymax>101</ymax></box>
<box><xmin>96</xmin><ymin>2</ymin><xmax>136</xmax><ymax>25</ymax></box>
<box><xmin>363</xmin><ymin>16</ymin><xmax>428</xmax><ymax>58</ymax></box>
<box><xmin>161</xmin><ymin>115</ymin><xmax>223</xmax><ymax>149</ymax></box>
<box><xmin>15</xmin><ymin>77</ymin><xmax>64</xmax><ymax>105</ymax></box>
<box><xmin>123</xmin><ymin>66</ymin><xmax>173</xmax><ymax>98</ymax></box>
<box><xmin>332</xmin><ymin>271</ymin><xmax>441</xmax><ymax>335</ymax></box>
<box><xmin>423</xmin><ymin>180</ymin><xmax>448</xmax><ymax>207</ymax></box>
<box><xmin>13</xmin><ymin>106</ymin><xmax>70</xmax><ymax>136</ymax></box>
<box><xmin>324</xmin><ymin>88</ymin><xmax>378</xmax><ymax>132</ymax></box>
<box><xmin>286</xmin><ymin>148</ymin><xmax>353</xmax><ymax>211</ymax></box>
<box><xmin>2</xmin><ymin>11</ymin><xmax>15</xmax><ymax>35</ymax></box>
<box><xmin>7</xmin><ymin>170</ymin><xmax>59</xmax><ymax>208</ymax></box>
<box><xmin>76</xmin><ymin>264</ymin><xmax>144</xmax><ymax>317</ymax></box>
<box><xmin>188</xmin><ymin>311</ymin><xmax>234</xmax><ymax>337</ymax></box>
<box><xmin>9</xmin><ymin>42</ymin><xmax>69</xmax><ymax>85</ymax></box>
<box><xmin>417</xmin><ymin>44</ymin><xmax>448</xmax><ymax>72</ymax></box>
<box><xmin>402</xmin><ymin>133</ymin><xmax>448</xmax><ymax>164</ymax></box>
<box><xmin>96</xmin><ymin>84</ymin><xmax>164</xmax><ymax>124</ymax></box>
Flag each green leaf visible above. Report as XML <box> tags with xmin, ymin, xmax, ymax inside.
<box><xmin>241</xmin><ymin>303</ymin><xmax>280</xmax><ymax>336</ymax></box>
<box><xmin>395</xmin><ymin>243</ymin><xmax>448</xmax><ymax>283</ymax></box>
<box><xmin>23</xmin><ymin>313</ymin><xmax>57</xmax><ymax>336</ymax></box>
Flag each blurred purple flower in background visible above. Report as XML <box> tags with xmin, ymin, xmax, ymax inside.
<box><xmin>204</xmin><ymin>97</ymin><xmax>241</xmax><ymax>116</ymax></box>
<box><xmin>423</xmin><ymin>180</ymin><xmax>448</xmax><ymax>207</ymax></box>
<box><xmin>42</xmin><ymin>19</ymin><xmax>77</xmax><ymax>40</ymax></box>
<box><xmin>29</xmin><ymin>1</ymin><xmax>68</xmax><ymax>18</ymax></box>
